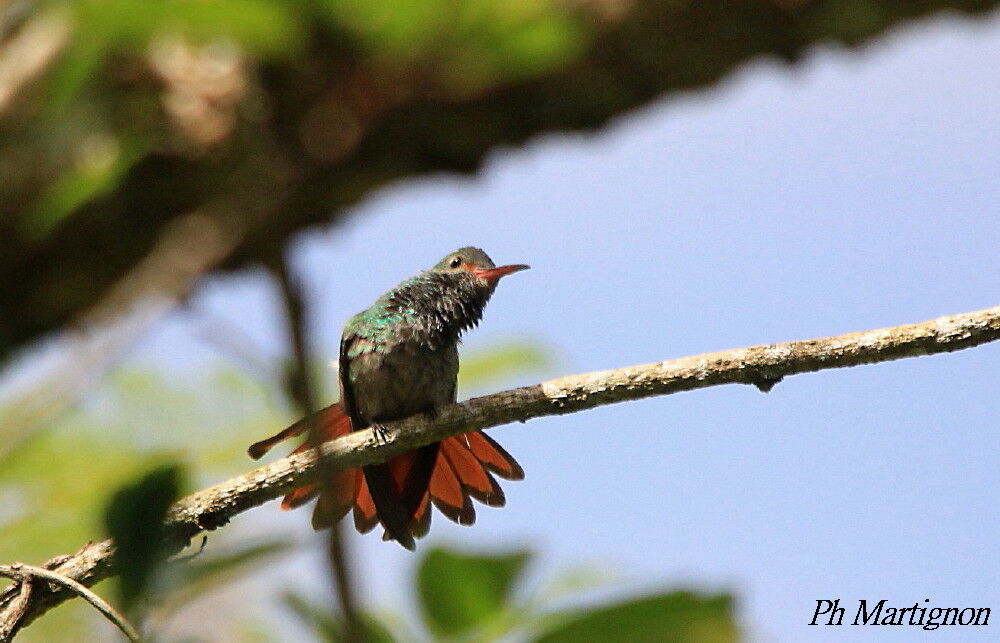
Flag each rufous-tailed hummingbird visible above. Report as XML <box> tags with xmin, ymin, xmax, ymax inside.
<box><xmin>248</xmin><ymin>247</ymin><xmax>528</xmax><ymax>549</ymax></box>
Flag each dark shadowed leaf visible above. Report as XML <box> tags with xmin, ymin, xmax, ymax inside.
<box><xmin>283</xmin><ymin>592</ymin><xmax>396</xmax><ymax>643</ymax></box>
<box><xmin>417</xmin><ymin>546</ymin><xmax>531</xmax><ymax>637</ymax></box>
<box><xmin>533</xmin><ymin>591</ymin><xmax>737</xmax><ymax>643</ymax></box>
<box><xmin>103</xmin><ymin>462</ymin><xmax>186</xmax><ymax>617</ymax></box>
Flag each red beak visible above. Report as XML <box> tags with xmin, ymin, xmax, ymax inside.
<box><xmin>472</xmin><ymin>264</ymin><xmax>530</xmax><ymax>283</ymax></box>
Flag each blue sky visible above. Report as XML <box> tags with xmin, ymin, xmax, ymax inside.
<box><xmin>110</xmin><ymin>11</ymin><xmax>1000</xmax><ymax>641</ymax></box>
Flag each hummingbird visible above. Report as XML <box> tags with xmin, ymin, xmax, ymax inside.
<box><xmin>248</xmin><ymin>247</ymin><xmax>529</xmax><ymax>549</ymax></box>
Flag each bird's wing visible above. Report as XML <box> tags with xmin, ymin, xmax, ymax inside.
<box><xmin>340</xmin><ymin>329</ymin><xmax>419</xmax><ymax>550</ymax></box>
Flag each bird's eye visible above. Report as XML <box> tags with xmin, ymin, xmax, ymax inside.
<box><xmin>449</xmin><ymin>257</ymin><xmax>462</xmax><ymax>268</ymax></box>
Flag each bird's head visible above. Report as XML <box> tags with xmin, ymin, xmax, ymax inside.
<box><xmin>432</xmin><ymin>247</ymin><xmax>529</xmax><ymax>287</ymax></box>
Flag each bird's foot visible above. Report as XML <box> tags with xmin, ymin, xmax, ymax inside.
<box><xmin>371</xmin><ymin>422</ymin><xmax>391</xmax><ymax>445</ymax></box>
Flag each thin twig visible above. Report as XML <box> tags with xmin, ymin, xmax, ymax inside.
<box><xmin>2</xmin><ymin>304</ymin><xmax>999</xmax><ymax>631</ymax></box>
<box><xmin>0</xmin><ymin>564</ymin><xmax>139</xmax><ymax>642</ymax></box>
<box><xmin>272</xmin><ymin>256</ymin><xmax>361</xmax><ymax>642</ymax></box>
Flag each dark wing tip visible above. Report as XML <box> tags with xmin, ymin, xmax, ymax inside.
<box><xmin>382</xmin><ymin>530</ymin><xmax>417</xmax><ymax>550</ymax></box>
<box><xmin>247</xmin><ymin>440</ymin><xmax>272</xmax><ymax>460</ymax></box>
<box><xmin>311</xmin><ymin>507</ymin><xmax>332</xmax><ymax>530</ymax></box>
<box><xmin>431</xmin><ymin>495</ymin><xmax>477</xmax><ymax>527</ymax></box>
<box><xmin>353</xmin><ymin>504</ymin><xmax>379</xmax><ymax>534</ymax></box>
<box><xmin>476</xmin><ymin>432</ymin><xmax>525</xmax><ymax>480</ymax></box>
<box><xmin>468</xmin><ymin>471</ymin><xmax>507</xmax><ymax>507</ymax></box>
<box><xmin>410</xmin><ymin>495</ymin><xmax>433</xmax><ymax>539</ymax></box>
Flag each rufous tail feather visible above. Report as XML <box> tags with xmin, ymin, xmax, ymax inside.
<box><xmin>248</xmin><ymin>403</ymin><xmax>523</xmax><ymax>545</ymax></box>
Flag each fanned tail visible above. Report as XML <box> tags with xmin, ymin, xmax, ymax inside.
<box><xmin>248</xmin><ymin>405</ymin><xmax>523</xmax><ymax>547</ymax></box>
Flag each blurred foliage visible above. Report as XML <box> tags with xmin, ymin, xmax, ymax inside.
<box><xmin>537</xmin><ymin>592</ymin><xmax>736</xmax><ymax>643</ymax></box>
<box><xmin>3</xmin><ymin>0</ymin><xmax>997</xmax><ymax>364</ymax></box>
<box><xmin>3</xmin><ymin>0</ymin><xmax>998</xmax><ymax>637</ymax></box>
<box><xmin>0</xmin><ymin>340</ymin><xmax>549</xmax><ymax>639</ymax></box>
<box><xmin>283</xmin><ymin>593</ymin><xmax>397</xmax><ymax>643</ymax></box>
<box><xmin>418</xmin><ymin>548</ymin><xmax>531</xmax><ymax>638</ymax></box>
<box><xmin>142</xmin><ymin>536</ymin><xmax>296</xmax><ymax>635</ymax></box>
<box><xmin>320</xmin><ymin>0</ymin><xmax>586</xmax><ymax>94</ymax></box>
<box><xmin>0</xmin><ymin>363</ymin><xmax>287</xmax><ymax>640</ymax></box>
<box><xmin>288</xmin><ymin>546</ymin><xmax>736</xmax><ymax>642</ymax></box>
<box><xmin>104</xmin><ymin>462</ymin><xmax>187</xmax><ymax>619</ymax></box>
<box><xmin>457</xmin><ymin>340</ymin><xmax>552</xmax><ymax>393</ymax></box>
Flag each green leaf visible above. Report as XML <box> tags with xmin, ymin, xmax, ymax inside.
<box><xmin>103</xmin><ymin>462</ymin><xmax>186</xmax><ymax>617</ymax></box>
<box><xmin>417</xmin><ymin>546</ymin><xmax>531</xmax><ymax>637</ymax></box>
<box><xmin>283</xmin><ymin>592</ymin><xmax>397</xmax><ymax>643</ymax></box>
<box><xmin>533</xmin><ymin>591</ymin><xmax>737</xmax><ymax>643</ymax></box>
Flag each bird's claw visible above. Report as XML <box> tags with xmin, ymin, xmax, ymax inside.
<box><xmin>371</xmin><ymin>423</ymin><xmax>391</xmax><ymax>445</ymax></box>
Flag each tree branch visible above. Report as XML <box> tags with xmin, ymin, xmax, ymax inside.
<box><xmin>0</xmin><ymin>563</ymin><xmax>139</xmax><ymax>642</ymax></box>
<box><xmin>3</xmin><ymin>305</ymin><xmax>999</xmax><ymax>631</ymax></box>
